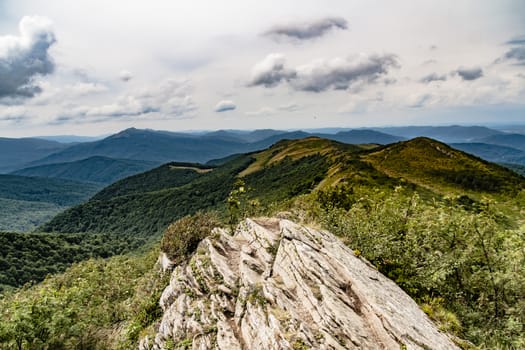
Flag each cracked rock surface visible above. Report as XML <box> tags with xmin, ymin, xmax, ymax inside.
<box><xmin>140</xmin><ymin>218</ymin><xmax>459</xmax><ymax>350</ymax></box>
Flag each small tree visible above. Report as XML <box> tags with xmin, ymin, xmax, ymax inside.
<box><xmin>227</xmin><ymin>179</ymin><xmax>247</xmax><ymax>230</ymax></box>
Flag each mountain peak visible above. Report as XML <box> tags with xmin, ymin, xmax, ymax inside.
<box><xmin>366</xmin><ymin>137</ymin><xmax>524</xmax><ymax>194</ymax></box>
<box><xmin>110</xmin><ymin>127</ymin><xmax>142</xmax><ymax>138</ymax></box>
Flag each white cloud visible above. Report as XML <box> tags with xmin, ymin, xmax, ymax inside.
<box><xmin>245</xmin><ymin>102</ymin><xmax>301</xmax><ymax>116</ymax></box>
<box><xmin>214</xmin><ymin>100</ymin><xmax>236</xmax><ymax>112</ymax></box>
<box><xmin>119</xmin><ymin>70</ymin><xmax>133</xmax><ymax>82</ymax></box>
<box><xmin>0</xmin><ymin>0</ymin><xmax>524</xmax><ymax>135</ymax></box>
<box><xmin>0</xmin><ymin>105</ymin><xmax>28</xmax><ymax>123</ymax></box>
<box><xmin>55</xmin><ymin>79</ymin><xmax>197</xmax><ymax>123</ymax></box>
<box><xmin>248</xmin><ymin>53</ymin><xmax>296</xmax><ymax>88</ymax></box>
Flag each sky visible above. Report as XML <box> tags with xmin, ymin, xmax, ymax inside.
<box><xmin>0</xmin><ymin>0</ymin><xmax>524</xmax><ymax>137</ymax></box>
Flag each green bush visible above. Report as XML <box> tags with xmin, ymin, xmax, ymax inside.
<box><xmin>312</xmin><ymin>185</ymin><xmax>525</xmax><ymax>348</ymax></box>
<box><xmin>160</xmin><ymin>212</ymin><xmax>220</xmax><ymax>263</ymax></box>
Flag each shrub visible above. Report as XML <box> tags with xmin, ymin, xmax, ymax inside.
<box><xmin>160</xmin><ymin>212</ymin><xmax>220</xmax><ymax>263</ymax></box>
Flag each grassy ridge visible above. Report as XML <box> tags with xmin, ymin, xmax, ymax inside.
<box><xmin>365</xmin><ymin>137</ymin><xmax>525</xmax><ymax>195</ymax></box>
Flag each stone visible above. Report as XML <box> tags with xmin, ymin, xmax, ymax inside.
<box><xmin>140</xmin><ymin>218</ymin><xmax>460</xmax><ymax>350</ymax></box>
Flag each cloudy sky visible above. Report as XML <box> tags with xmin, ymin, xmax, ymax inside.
<box><xmin>0</xmin><ymin>0</ymin><xmax>524</xmax><ymax>137</ymax></box>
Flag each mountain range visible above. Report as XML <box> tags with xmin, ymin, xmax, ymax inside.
<box><xmin>3</xmin><ymin>126</ymin><xmax>524</xmax><ymax>182</ymax></box>
<box><xmin>2</xmin><ymin>125</ymin><xmax>524</xmax><ymax>232</ymax></box>
<box><xmin>40</xmin><ymin>136</ymin><xmax>524</xmax><ymax>237</ymax></box>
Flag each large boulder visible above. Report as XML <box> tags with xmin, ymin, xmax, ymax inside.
<box><xmin>141</xmin><ymin>218</ymin><xmax>460</xmax><ymax>350</ymax></box>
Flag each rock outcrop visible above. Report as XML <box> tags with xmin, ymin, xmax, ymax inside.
<box><xmin>140</xmin><ymin>218</ymin><xmax>459</xmax><ymax>350</ymax></box>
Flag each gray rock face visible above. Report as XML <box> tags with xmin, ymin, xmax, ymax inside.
<box><xmin>140</xmin><ymin>218</ymin><xmax>459</xmax><ymax>350</ymax></box>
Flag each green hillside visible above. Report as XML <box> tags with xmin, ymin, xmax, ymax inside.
<box><xmin>40</xmin><ymin>156</ymin><xmax>252</xmax><ymax>235</ymax></box>
<box><xmin>92</xmin><ymin>162</ymin><xmax>213</xmax><ymax>200</ymax></box>
<box><xmin>41</xmin><ymin>137</ymin><xmax>525</xmax><ymax>237</ymax></box>
<box><xmin>0</xmin><ymin>198</ymin><xmax>62</xmax><ymax>232</ymax></box>
<box><xmin>365</xmin><ymin>137</ymin><xmax>524</xmax><ymax>195</ymax></box>
<box><xmin>40</xmin><ymin>138</ymin><xmax>368</xmax><ymax>236</ymax></box>
<box><xmin>11</xmin><ymin>156</ymin><xmax>160</xmax><ymax>185</ymax></box>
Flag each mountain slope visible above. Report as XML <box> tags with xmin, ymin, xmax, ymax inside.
<box><xmin>3</xmin><ymin>137</ymin><xmax>524</xmax><ymax>348</ymax></box>
<box><xmin>0</xmin><ymin>137</ymin><xmax>68</xmax><ymax>173</ymax></box>
<box><xmin>450</xmin><ymin>142</ymin><xmax>525</xmax><ymax>165</ymax></box>
<box><xmin>0</xmin><ymin>174</ymin><xmax>100</xmax><ymax>205</ymax></box>
<box><xmin>39</xmin><ymin>155</ymin><xmax>254</xmax><ymax>235</ymax></box>
<box><xmin>0</xmin><ymin>174</ymin><xmax>101</xmax><ymax>232</ymax></box>
<box><xmin>40</xmin><ymin>138</ymin><xmax>357</xmax><ymax>236</ymax></box>
<box><xmin>12</xmin><ymin>156</ymin><xmax>160</xmax><ymax>184</ymax></box>
<box><xmin>92</xmin><ymin>162</ymin><xmax>214</xmax><ymax>200</ymax></box>
<box><xmin>28</xmin><ymin>128</ymin><xmax>250</xmax><ymax>166</ymax></box>
<box><xmin>365</xmin><ymin>137</ymin><xmax>524</xmax><ymax>194</ymax></box>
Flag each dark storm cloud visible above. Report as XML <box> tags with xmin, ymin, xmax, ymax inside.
<box><xmin>455</xmin><ymin>67</ymin><xmax>483</xmax><ymax>81</ymax></box>
<box><xmin>0</xmin><ymin>16</ymin><xmax>56</xmax><ymax>101</ymax></box>
<box><xmin>264</xmin><ymin>17</ymin><xmax>348</xmax><ymax>41</ymax></box>
<box><xmin>420</xmin><ymin>73</ymin><xmax>447</xmax><ymax>83</ymax></box>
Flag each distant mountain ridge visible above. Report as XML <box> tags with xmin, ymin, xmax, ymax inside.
<box><xmin>22</xmin><ymin>128</ymin><xmax>403</xmax><ymax>168</ymax></box>
<box><xmin>373</xmin><ymin>125</ymin><xmax>504</xmax><ymax>143</ymax></box>
<box><xmin>476</xmin><ymin>133</ymin><xmax>525</xmax><ymax>151</ymax></box>
<box><xmin>0</xmin><ymin>137</ymin><xmax>68</xmax><ymax>173</ymax></box>
<box><xmin>3</xmin><ymin>126</ymin><xmax>524</xmax><ymax>181</ymax></box>
<box><xmin>451</xmin><ymin>143</ymin><xmax>525</xmax><ymax>165</ymax></box>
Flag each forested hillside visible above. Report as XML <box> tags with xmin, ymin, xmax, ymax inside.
<box><xmin>0</xmin><ymin>175</ymin><xmax>101</xmax><ymax>231</ymax></box>
<box><xmin>11</xmin><ymin>156</ymin><xmax>159</xmax><ymax>185</ymax></box>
